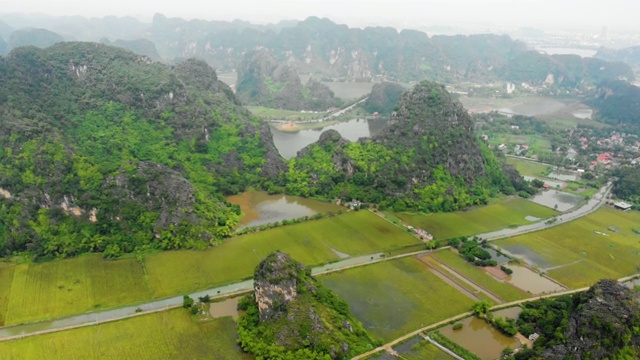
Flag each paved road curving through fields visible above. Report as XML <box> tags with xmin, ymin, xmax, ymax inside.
<box><xmin>0</xmin><ymin>182</ymin><xmax>616</xmax><ymax>342</ymax></box>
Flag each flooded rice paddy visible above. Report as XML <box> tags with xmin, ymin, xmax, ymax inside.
<box><xmin>227</xmin><ymin>191</ymin><xmax>341</xmax><ymax>228</ymax></box>
<box><xmin>528</xmin><ymin>189</ymin><xmax>583</xmax><ymax>212</ymax></box>
<box><xmin>505</xmin><ymin>265</ymin><xmax>565</xmax><ymax>295</ymax></box>
<box><xmin>209</xmin><ymin>297</ymin><xmax>240</xmax><ymax>320</ymax></box>
<box><xmin>440</xmin><ymin>315</ymin><xmax>520</xmax><ymax>360</ymax></box>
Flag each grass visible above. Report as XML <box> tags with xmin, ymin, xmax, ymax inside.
<box><xmin>4</xmin><ymin>255</ymin><xmax>152</xmax><ymax>325</ymax></box>
<box><xmin>0</xmin><ymin>265</ymin><xmax>15</xmax><ymax>326</ymax></box>
<box><xmin>495</xmin><ymin>207</ymin><xmax>640</xmax><ymax>288</ymax></box>
<box><xmin>489</xmin><ymin>133</ymin><xmax>552</xmax><ymax>154</ymax></box>
<box><xmin>431</xmin><ymin>249</ymin><xmax>530</xmax><ymax>302</ymax></box>
<box><xmin>505</xmin><ymin>157</ymin><xmax>551</xmax><ymax>177</ymax></box>
<box><xmin>320</xmin><ymin>256</ymin><xmax>475</xmax><ymax>341</ymax></box>
<box><xmin>394</xmin><ymin>197</ymin><xmax>558</xmax><ymax>240</ymax></box>
<box><xmin>144</xmin><ymin>211</ymin><xmax>419</xmax><ymax>297</ymax></box>
<box><xmin>245</xmin><ymin>105</ymin><xmax>327</xmax><ymax>121</ymax></box>
<box><xmin>0</xmin><ymin>309</ymin><xmax>251</xmax><ymax>360</ymax></box>
<box><xmin>402</xmin><ymin>340</ymin><xmax>454</xmax><ymax>360</ymax></box>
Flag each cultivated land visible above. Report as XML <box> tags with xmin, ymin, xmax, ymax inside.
<box><xmin>395</xmin><ymin>197</ymin><xmax>558</xmax><ymax>240</ymax></box>
<box><xmin>321</xmin><ymin>256</ymin><xmax>475</xmax><ymax>341</ymax></box>
<box><xmin>0</xmin><ymin>211</ymin><xmax>417</xmax><ymax>326</ymax></box>
<box><xmin>3</xmin><ymin>255</ymin><xmax>151</xmax><ymax>326</ymax></box>
<box><xmin>145</xmin><ymin>211</ymin><xmax>419</xmax><ymax>297</ymax></box>
<box><xmin>505</xmin><ymin>157</ymin><xmax>551</xmax><ymax>177</ymax></box>
<box><xmin>402</xmin><ymin>339</ymin><xmax>454</xmax><ymax>360</ymax></box>
<box><xmin>0</xmin><ymin>309</ymin><xmax>250</xmax><ymax>360</ymax></box>
<box><xmin>431</xmin><ymin>249</ymin><xmax>530</xmax><ymax>302</ymax></box>
<box><xmin>495</xmin><ymin>207</ymin><xmax>640</xmax><ymax>288</ymax></box>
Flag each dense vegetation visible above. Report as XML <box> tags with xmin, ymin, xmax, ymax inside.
<box><xmin>0</xmin><ymin>42</ymin><xmax>285</xmax><ymax>259</ymax></box>
<box><xmin>236</xmin><ymin>49</ymin><xmax>341</xmax><ymax>110</ymax></box>
<box><xmin>591</xmin><ymin>80</ymin><xmax>640</xmax><ymax>127</ymax></box>
<box><xmin>363</xmin><ymin>82</ymin><xmax>405</xmax><ymax>115</ymax></box>
<box><xmin>7</xmin><ymin>28</ymin><xmax>64</xmax><ymax>51</ymax></box>
<box><xmin>237</xmin><ymin>252</ymin><xmax>375</xmax><ymax>359</ymax></box>
<box><xmin>512</xmin><ymin>280</ymin><xmax>640</xmax><ymax>360</ymax></box>
<box><xmin>612</xmin><ymin>167</ymin><xmax>640</xmax><ymax>207</ymax></box>
<box><xmin>448</xmin><ymin>237</ymin><xmax>497</xmax><ymax>267</ymax></box>
<box><xmin>286</xmin><ymin>81</ymin><xmax>530</xmax><ymax>212</ymax></box>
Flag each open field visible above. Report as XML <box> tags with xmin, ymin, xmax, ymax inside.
<box><xmin>0</xmin><ymin>266</ymin><xmax>15</xmax><ymax>326</ymax></box>
<box><xmin>489</xmin><ymin>133</ymin><xmax>552</xmax><ymax>154</ymax></box>
<box><xmin>245</xmin><ymin>105</ymin><xmax>327</xmax><ymax>121</ymax></box>
<box><xmin>495</xmin><ymin>207</ymin><xmax>640</xmax><ymax>288</ymax></box>
<box><xmin>145</xmin><ymin>211</ymin><xmax>419</xmax><ymax>297</ymax></box>
<box><xmin>394</xmin><ymin>197</ymin><xmax>558</xmax><ymax>240</ymax></box>
<box><xmin>506</xmin><ymin>157</ymin><xmax>551</xmax><ymax>177</ymax></box>
<box><xmin>402</xmin><ymin>340</ymin><xmax>454</xmax><ymax>360</ymax></box>
<box><xmin>431</xmin><ymin>250</ymin><xmax>530</xmax><ymax>302</ymax></box>
<box><xmin>321</xmin><ymin>256</ymin><xmax>475</xmax><ymax>341</ymax></box>
<box><xmin>3</xmin><ymin>255</ymin><xmax>152</xmax><ymax>325</ymax></box>
<box><xmin>0</xmin><ymin>309</ymin><xmax>250</xmax><ymax>360</ymax></box>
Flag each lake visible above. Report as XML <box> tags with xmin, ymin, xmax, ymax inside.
<box><xmin>227</xmin><ymin>191</ymin><xmax>342</xmax><ymax>228</ymax></box>
<box><xmin>271</xmin><ymin>117</ymin><xmax>389</xmax><ymax>159</ymax></box>
<box><xmin>498</xmin><ymin>98</ymin><xmax>566</xmax><ymax>117</ymax></box>
<box><xmin>536</xmin><ymin>47</ymin><xmax>598</xmax><ymax>58</ymax></box>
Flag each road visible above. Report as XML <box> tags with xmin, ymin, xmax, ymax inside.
<box><xmin>0</xmin><ymin>181</ymin><xmax>615</xmax><ymax>342</ymax></box>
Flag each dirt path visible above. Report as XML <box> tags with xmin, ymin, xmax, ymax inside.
<box><xmin>423</xmin><ymin>254</ymin><xmax>504</xmax><ymax>304</ymax></box>
<box><xmin>417</xmin><ymin>256</ymin><xmax>483</xmax><ymax>302</ymax></box>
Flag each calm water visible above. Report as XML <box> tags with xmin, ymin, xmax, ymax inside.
<box><xmin>441</xmin><ymin>316</ymin><xmax>520</xmax><ymax>360</ymax></box>
<box><xmin>271</xmin><ymin>117</ymin><xmax>389</xmax><ymax>159</ymax></box>
<box><xmin>499</xmin><ymin>98</ymin><xmax>565</xmax><ymax>117</ymax></box>
<box><xmin>529</xmin><ymin>189</ymin><xmax>583</xmax><ymax>212</ymax></box>
<box><xmin>506</xmin><ymin>265</ymin><xmax>565</xmax><ymax>295</ymax></box>
<box><xmin>572</xmin><ymin>108</ymin><xmax>593</xmax><ymax>120</ymax></box>
<box><xmin>209</xmin><ymin>297</ymin><xmax>240</xmax><ymax>320</ymax></box>
<box><xmin>227</xmin><ymin>191</ymin><xmax>341</xmax><ymax>228</ymax></box>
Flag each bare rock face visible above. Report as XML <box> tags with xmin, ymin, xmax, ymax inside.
<box><xmin>253</xmin><ymin>251</ymin><xmax>305</xmax><ymax>321</ymax></box>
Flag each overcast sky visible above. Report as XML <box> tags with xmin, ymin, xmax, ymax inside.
<box><xmin>3</xmin><ymin>0</ymin><xmax>639</xmax><ymax>31</ymax></box>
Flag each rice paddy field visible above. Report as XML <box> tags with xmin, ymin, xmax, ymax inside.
<box><xmin>0</xmin><ymin>211</ymin><xmax>417</xmax><ymax>326</ymax></box>
<box><xmin>505</xmin><ymin>157</ymin><xmax>551</xmax><ymax>177</ymax></box>
<box><xmin>394</xmin><ymin>197</ymin><xmax>558</xmax><ymax>240</ymax></box>
<box><xmin>320</xmin><ymin>256</ymin><xmax>474</xmax><ymax>341</ymax></box>
<box><xmin>495</xmin><ymin>207</ymin><xmax>640</xmax><ymax>288</ymax></box>
<box><xmin>0</xmin><ymin>310</ymin><xmax>250</xmax><ymax>360</ymax></box>
<box><xmin>144</xmin><ymin>211</ymin><xmax>419</xmax><ymax>297</ymax></box>
<box><xmin>431</xmin><ymin>249</ymin><xmax>530</xmax><ymax>302</ymax></box>
<box><xmin>402</xmin><ymin>340</ymin><xmax>454</xmax><ymax>360</ymax></box>
<box><xmin>2</xmin><ymin>255</ymin><xmax>152</xmax><ymax>326</ymax></box>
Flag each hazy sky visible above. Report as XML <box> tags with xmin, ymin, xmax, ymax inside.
<box><xmin>3</xmin><ymin>0</ymin><xmax>640</xmax><ymax>31</ymax></box>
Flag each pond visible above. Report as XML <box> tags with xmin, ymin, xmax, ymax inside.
<box><xmin>440</xmin><ymin>315</ymin><xmax>520</xmax><ymax>360</ymax></box>
<box><xmin>572</xmin><ymin>108</ymin><xmax>593</xmax><ymax>120</ymax></box>
<box><xmin>209</xmin><ymin>297</ymin><xmax>240</xmax><ymax>320</ymax></box>
<box><xmin>548</xmin><ymin>171</ymin><xmax>578</xmax><ymax>182</ymax></box>
<box><xmin>498</xmin><ymin>98</ymin><xmax>566</xmax><ymax>117</ymax></box>
<box><xmin>505</xmin><ymin>265</ymin><xmax>565</xmax><ymax>295</ymax></box>
<box><xmin>227</xmin><ymin>191</ymin><xmax>342</xmax><ymax>228</ymax></box>
<box><xmin>536</xmin><ymin>47</ymin><xmax>597</xmax><ymax>58</ymax></box>
<box><xmin>271</xmin><ymin>117</ymin><xmax>389</xmax><ymax>159</ymax></box>
<box><xmin>528</xmin><ymin>189</ymin><xmax>583</xmax><ymax>212</ymax></box>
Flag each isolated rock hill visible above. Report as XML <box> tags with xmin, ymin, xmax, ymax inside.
<box><xmin>363</xmin><ymin>82</ymin><xmax>405</xmax><ymax>115</ymax></box>
<box><xmin>0</xmin><ymin>42</ymin><xmax>285</xmax><ymax>259</ymax></box>
<box><xmin>590</xmin><ymin>79</ymin><xmax>640</xmax><ymax>126</ymax></box>
<box><xmin>236</xmin><ymin>49</ymin><xmax>341</xmax><ymax>110</ymax></box>
<box><xmin>286</xmin><ymin>81</ymin><xmax>525</xmax><ymax>212</ymax></box>
<box><xmin>542</xmin><ymin>279</ymin><xmax>640</xmax><ymax>359</ymax></box>
<box><xmin>7</xmin><ymin>27</ymin><xmax>64</xmax><ymax>51</ymax></box>
<box><xmin>237</xmin><ymin>251</ymin><xmax>375</xmax><ymax>359</ymax></box>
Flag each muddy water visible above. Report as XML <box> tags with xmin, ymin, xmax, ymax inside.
<box><xmin>271</xmin><ymin>117</ymin><xmax>389</xmax><ymax>159</ymax></box>
<box><xmin>441</xmin><ymin>316</ymin><xmax>519</xmax><ymax>360</ymax></box>
<box><xmin>485</xmin><ymin>248</ymin><xmax>511</xmax><ymax>265</ymax></box>
<box><xmin>227</xmin><ymin>191</ymin><xmax>341</xmax><ymax>228</ymax></box>
<box><xmin>499</xmin><ymin>98</ymin><xmax>565</xmax><ymax>117</ymax></box>
<box><xmin>506</xmin><ymin>265</ymin><xmax>565</xmax><ymax>295</ymax></box>
<box><xmin>209</xmin><ymin>297</ymin><xmax>240</xmax><ymax>320</ymax></box>
<box><xmin>528</xmin><ymin>189</ymin><xmax>583</xmax><ymax>212</ymax></box>
<box><xmin>492</xmin><ymin>306</ymin><xmax>522</xmax><ymax>319</ymax></box>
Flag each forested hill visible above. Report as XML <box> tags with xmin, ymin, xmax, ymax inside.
<box><xmin>590</xmin><ymin>79</ymin><xmax>640</xmax><ymax>127</ymax></box>
<box><xmin>0</xmin><ymin>42</ymin><xmax>285</xmax><ymax>259</ymax></box>
<box><xmin>286</xmin><ymin>81</ymin><xmax>529</xmax><ymax>212</ymax></box>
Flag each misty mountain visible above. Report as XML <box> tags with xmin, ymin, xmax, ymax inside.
<box><xmin>99</xmin><ymin>38</ymin><xmax>161</xmax><ymax>60</ymax></box>
<box><xmin>8</xmin><ymin>28</ymin><xmax>64</xmax><ymax>51</ymax></box>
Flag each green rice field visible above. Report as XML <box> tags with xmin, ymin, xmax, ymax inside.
<box><xmin>2</xmin><ymin>255</ymin><xmax>152</xmax><ymax>325</ymax></box>
<box><xmin>402</xmin><ymin>339</ymin><xmax>454</xmax><ymax>360</ymax></box>
<box><xmin>145</xmin><ymin>211</ymin><xmax>419</xmax><ymax>297</ymax></box>
<box><xmin>505</xmin><ymin>157</ymin><xmax>551</xmax><ymax>177</ymax></box>
<box><xmin>431</xmin><ymin>249</ymin><xmax>530</xmax><ymax>302</ymax></box>
<box><xmin>495</xmin><ymin>207</ymin><xmax>640</xmax><ymax>288</ymax></box>
<box><xmin>0</xmin><ymin>310</ymin><xmax>250</xmax><ymax>360</ymax></box>
<box><xmin>321</xmin><ymin>256</ymin><xmax>474</xmax><ymax>341</ymax></box>
<box><xmin>0</xmin><ymin>212</ymin><xmax>418</xmax><ymax>326</ymax></box>
<box><xmin>395</xmin><ymin>197</ymin><xmax>557</xmax><ymax>240</ymax></box>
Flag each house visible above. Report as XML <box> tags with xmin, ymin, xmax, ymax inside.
<box><xmin>511</xmin><ymin>125</ymin><xmax>520</xmax><ymax>130</ymax></box>
<box><xmin>597</xmin><ymin>153</ymin><xmax>613</xmax><ymax>164</ymax></box>
<box><xmin>613</xmin><ymin>201</ymin><xmax>633</xmax><ymax>211</ymax></box>
<box><xmin>543</xmin><ymin>184</ymin><xmax>551</xmax><ymax>190</ymax></box>
<box><xmin>498</xmin><ymin>144</ymin><xmax>507</xmax><ymax>150</ymax></box>
<box><xmin>529</xmin><ymin>333</ymin><xmax>540</xmax><ymax>342</ymax></box>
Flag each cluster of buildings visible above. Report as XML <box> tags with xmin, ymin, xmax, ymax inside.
<box><xmin>406</xmin><ymin>225</ymin><xmax>433</xmax><ymax>241</ymax></box>
<box><xmin>571</xmin><ymin>129</ymin><xmax>640</xmax><ymax>168</ymax></box>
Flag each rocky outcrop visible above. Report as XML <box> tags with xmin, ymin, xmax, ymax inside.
<box><xmin>253</xmin><ymin>251</ymin><xmax>306</xmax><ymax>321</ymax></box>
<box><xmin>542</xmin><ymin>280</ymin><xmax>640</xmax><ymax>360</ymax></box>
<box><xmin>363</xmin><ymin>82</ymin><xmax>405</xmax><ymax>115</ymax></box>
